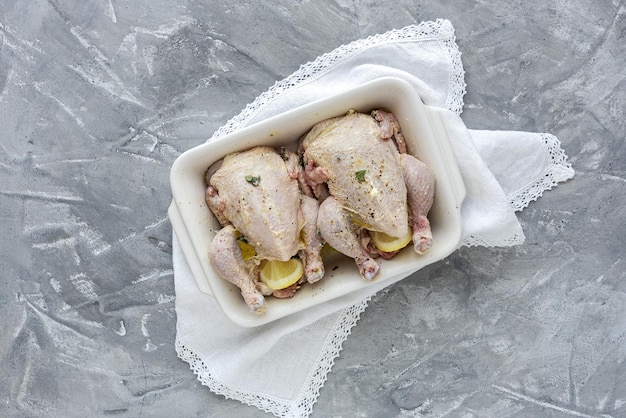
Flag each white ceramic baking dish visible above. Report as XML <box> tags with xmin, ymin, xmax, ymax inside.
<box><xmin>168</xmin><ymin>77</ymin><xmax>466</xmax><ymax>327</ymax></box>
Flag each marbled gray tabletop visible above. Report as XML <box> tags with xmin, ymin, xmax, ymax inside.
<box><xmin>1</xmin><ymin>1</ymin><xmax>624</xmax><ymax>417</ymax></box>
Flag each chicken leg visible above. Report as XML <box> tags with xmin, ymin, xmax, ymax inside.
<box><xmin>299</xmin><ymin>195</ymin><xmax>325</xmax><ymax>283</ymax></box>
<box><xmin>318</xmin><ymin>196</ymin><xmax>380</xmax><ymax>280</ymax></box>
<box><xmin>400</xmin><ymin>153</ymin><xmax>435</xmax><ymax>254</ymax></box>
<box><xmin>208</xmin><ymin>225</ymin><xmax>266</xmax><ymax>313</ymax></box>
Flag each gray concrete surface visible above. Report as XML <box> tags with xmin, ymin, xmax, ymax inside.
<box><xmin>1</xmin><ymin>1</ymin><xmax>625</xmax><ymax>417</ymax></box>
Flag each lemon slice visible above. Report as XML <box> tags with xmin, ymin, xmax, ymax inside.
<box><xmin>236</xmin><ymin>238</ymin><xmax>256</xmax><ymax>261</ymax></box>
<box><xmin>370</xmin><ymin>227</ymin><xmax>412</xmax><ymax>253</ymax></box>
<box><xmin>259</xmin><ymin>258</ymin><xmax>304</xmax><ymax>290</ymax></box>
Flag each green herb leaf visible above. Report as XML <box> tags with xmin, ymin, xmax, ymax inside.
<box><xmin>245</xmin><ymin>175</ymin><xmax>261</xmax><ymax>186</ymax></box>
<box><xmin>355</xmin><ymin>170</ymin><xmax>367</xmax><ymax>182</ymax></box>
<box><xmin>280</xmin><ymin>147</ymin><xmax>288</xmax><ymax>161</ymax></box>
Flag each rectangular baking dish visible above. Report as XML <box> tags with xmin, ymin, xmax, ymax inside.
<box><xmin>169</xmin><ymin>77</ymin><xmax>466</xmax><ymax>327</ymax></box>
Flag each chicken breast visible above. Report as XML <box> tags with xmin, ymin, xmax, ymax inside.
<box><xmin>207</xmin><ymin>146</ymin><xmax>302</xmax><ymax>261</ymax></box>
<box><xmin>301</xmin><ymin>112</ymin><xmax>409</xmax><ymax>239</ymax></box>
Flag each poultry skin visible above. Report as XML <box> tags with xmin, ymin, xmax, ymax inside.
<box><xmin>206</xmin><ymin>146</ymin><xmax>323</xmax><ymax>313</ymax></box>
<box><xmin>300</xmin><ymin>110</ymin><xmax>435</xmax><ymax>280</ymax></box>
<box><xmin>205</xmin><ymin>110</ymin><xmax>435</xmax><ymax>313</ymax></box>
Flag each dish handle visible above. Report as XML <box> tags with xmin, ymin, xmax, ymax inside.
<box><xmin>423</xmin><ymin>105</ymin><xmax>467</xmax><ymax>207</ymax></box>
<box><xmin>168</xmin><ymin>200</ymin><xmax>215</xmax><ymax>297</ymax></box>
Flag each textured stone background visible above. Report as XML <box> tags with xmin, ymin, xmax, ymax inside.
<box><xmin>1</xmin><ymin>1</ymin><xmax>625</xmax><ymax>417</ymax></box>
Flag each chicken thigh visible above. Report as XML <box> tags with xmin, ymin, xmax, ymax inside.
<box><xmin>300</xmin><ymin>110</ymin><xmax>435</xmax><ymax>279</ymax></box>
<box><xmin>208</xmin><ymin>225</ymin><xmax>265</xmax><ymax>312</ymax></box>
<box><xmin>318</xmin><ymin>196</ymin><xmax>380</xmax><ymax>280</ymax></box>
<box><xmin>400</xmin><ymin>153</ymin><xmax>435</xmax><ymax>254</ymax></box>
<box><xmin>206</xmin><ymin>146</ymin><xmax>323</xmax><ymax>313</ymax></box>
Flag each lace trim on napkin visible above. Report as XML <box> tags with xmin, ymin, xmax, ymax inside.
<box><xmin>210</xmin><ymin>18</ymin><xmax>465</xmax><ymax>141</ymax></box>
<box><xmin>176</xmin><ymin>299</ymin><xmax>370</xmax><ymax>417</ymax></box>
<box><xmin>460</xmin><ymin>133</ymin><xmax>574</xmax><ymax>248</ymax></box>
<box><xmin>509</xmin><ymin>133</ymin><xmax>574</xmax><ymax>212</ymax></box>
<box><xmin>461</xmin><ymin>223</ymin><xmax>526</xmax><ymax>248</ymax></box>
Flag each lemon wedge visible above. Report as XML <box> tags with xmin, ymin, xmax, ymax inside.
<box><xmin>236</xmin><ymin>238</ymin><xmax>257</xmax><ymax>261</ymax></box>
<box><xmin>370</xmin><ymin>227</ymin><xmax>412</xmax><ymax>253</ymax></box>
<box><xmin>259</xmin><ymin>258</ymin><xmax>304</xmax><ymax>290</ymax></box>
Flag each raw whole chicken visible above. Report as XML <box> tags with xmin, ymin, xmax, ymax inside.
<box><xmin>205</xmin><ymin>146</ymin><xmax>324</xmax><ymax>314</ymax></box>
<box><xmin>205</xmin><ymin>110</ymin><xmax>435</xmax><ymax>314</ymax></box>
<box><xmin>300</xmin><ymin>110</ymin><xmax>435</xmax><ymax>280</ymax></box>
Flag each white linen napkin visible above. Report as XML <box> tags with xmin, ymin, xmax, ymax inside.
<box><xmin>173</xmin><ymin>19</ymin><xmax>574</xmax><ymax>418</ymax></box>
